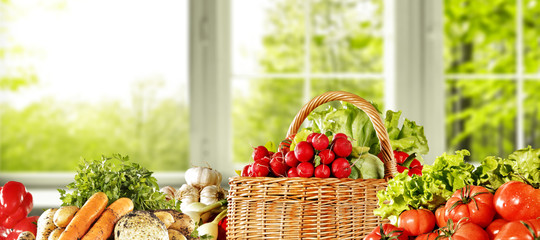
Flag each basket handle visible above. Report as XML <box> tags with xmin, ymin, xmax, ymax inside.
<box><xmin>286</xmin><ymin>91</ymin><xmax>397</xmax><ymax>180</ymax></box>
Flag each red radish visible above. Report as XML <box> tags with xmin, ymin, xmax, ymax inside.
<box><xmin>241</xmin><ymin>164</ymin><xmax>253</xmax><ymax>177</ymax></box>
<box><xmin>287</xmin><ymin>167</ymin><xmax>299</xmax><ymax>177</ymax></box>
<box><xmin>306</xmin><ymin>132</ymin><xmax>318</xmax><ymax>143</ymax></box>
<box><xmin>333</xmin><ymin>133</ymin><xmax>348</xmax><ymax>140</ymax></box>
<box><xmin>312</xmin><ymin>133</ymin><xmax>329</xmax><ymax>151</ymax></box>
<box><xmin>270</xmin><ymin>152</ymin><xmax>288</xmax><ymax>177</ymax></box>
<box><xmin>294</xmin><ymin>141</ymin><xmax>315</xmax><ymax>162</ymax></box>
<box><xmin>319</xmin><ymin>149</ymin><xmax>335</xmax><ymax>165</ymax></box>
<box><xmin>314</xmin><ymin>164</ymin><xmax>331</xmax><ymax>178</ymax></box>
<box><xmin>297</xmin><ymin>162</ymin><xmax>314</xmax><ymax>178</ymax></box>
<box><xmin>332</xmin><ymin>138</ymin><xmax>352</xmax><ymax>157</ymax></box>
<box><xmin>252</xmin><ymin>160</ymin><xmax>270</xmax><ymax>177</ymax></box>
<box><xmin>285</xmin><ymin>151</ymin><xmax>299</xmax><ymax>167</ymax></box>
<box><xmin>252</xmin><ymin>146</ymin><xmax>270</xmax><ymax>161</ymax></box>
<box><xmin>331</xmin><ymin>158</ymin><xmax>351</xmax><ymax>178</ymax></box>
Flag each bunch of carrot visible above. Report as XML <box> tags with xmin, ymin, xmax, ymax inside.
<box><xmin>39</xmin><ymin>192</ymin><xmax>134</xmax><ymax>240</ymax></box>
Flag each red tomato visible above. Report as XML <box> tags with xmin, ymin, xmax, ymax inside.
<box><xmin>494</xmin><ymin>181</ymin><xmax>540</xmax><ymax>221</ymax></box>
<box><xmin>364</xmin><ymin>224</ymin><xmax>409</xmax><ymax>240</ymax></box>
<box><xmin>494</xmin><ymin>218</ymin><xmax>540</xmax><ymax>240</ymax></box>
<box><xmin>485</xmin><ymin>219</ymin><xmax>508</xmax><ymax>240</ymax></box>
<box><xmin>445</xmin><ymin>185</ymin><xmax>495</xmax><ymax>228</ymax></box>
<box><xmin>435</xmin><ymin>206</ymin><xmax>448</xmax><ymax>228</ymax></box>
<box><xmin>398</xmin><ymin>209</ymin><xmax>436</xmax><ymax>236</ymax></box>
<box><xmin>415</xmin><ymin>231</ymin><xmax>441</xmax><ymax>240</ymax></box>
<box><xmin>436</xmin><ymin>222</ymin><xmax>489</xmax><ymax>240</ymax></box>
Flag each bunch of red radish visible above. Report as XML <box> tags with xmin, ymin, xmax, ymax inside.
<box><xmin>241</xmin><ymin>132</ymin><xmax>354</xmax><ymax>178</ymax></box>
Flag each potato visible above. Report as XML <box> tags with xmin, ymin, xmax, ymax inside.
<box><xmin>167</xmin><ymin>229</ymin><xmax>187</xmax><ymax>240</ymax></box>
<box><xmin>53</xmin><ymin>206</ymin><xmax>79</xmax><ymax>228</ymax></box>
<box><xmin>17</xmin><ymin>231</ymin><xmax>35</xmax><ymax>240</ymax></box>
<box><xmin>114</xmin><ymin>211</ymin><xmax>168</xmax><ymax>240</ymax></box>
<box><xmin>154</xmin><ymin>209</ymin><xmax>195</xmax><ymax>240</ymax></box>
<box><xmin>47</xmin><ymin>228</ymin><xmax>64</xmax><ymax>240</ymax></box>
<box><xmin>154</xmin><ymin>211</ymin><xmax>175</xmax><ymax>229</ymax></box>
<box><xmin>36</xmin><ymin>208</ymin><xmax>58</xmax><ymax>240</ymax></box>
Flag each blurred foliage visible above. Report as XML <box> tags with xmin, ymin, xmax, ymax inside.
<box><xmin>444</xmin><ymin>0</ymin><xmax>540</xmax><ymax>160</ymax></box>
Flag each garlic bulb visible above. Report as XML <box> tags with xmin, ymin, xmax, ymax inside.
<box><xmin>177</xmin><ymin>184</ymin><xmax>200</xmax><ymax>212</ymax></box>
<box><xmin>199</xmin><ymin>185</ymin><xmax>226</xmax><ymax>205</ymax></box>
<box><xmin>184</xmin><ymin>166</ymin><xmax>222</xmax><ymax>188</ymax></box>
<box><xmin>160</xmin><ymin>186</ymin><xmax>177</xmax><ymax>201</ymax></box>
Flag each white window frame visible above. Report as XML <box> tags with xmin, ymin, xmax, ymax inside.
<box><xmin>1</xmin><ymin>0</ymin><xmax>446</xmax><ymax>209</ymax></box>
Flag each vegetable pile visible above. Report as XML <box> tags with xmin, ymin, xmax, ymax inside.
<box><xmin>369</xmin><ymin>146</ymin><xmax>540</xmax><ymax>240</ymax></box>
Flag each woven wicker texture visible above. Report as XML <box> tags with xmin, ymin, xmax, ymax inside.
<box><xmin>228</xmin><ymin>91</ymin><xmax>396</xmax><ymax>239</ymax></box>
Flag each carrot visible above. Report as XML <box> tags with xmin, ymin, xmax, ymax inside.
<box><xmin>58</xmin><ymin>192</ymin><xmax>108</xmax><ymax>240</ymax></box>
<box><xmin>81</xmin><ymin>197</ymin><xmax>134</xmax><ymax>240</ymax></box>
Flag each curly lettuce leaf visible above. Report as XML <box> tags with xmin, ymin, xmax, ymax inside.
<box><xmin>473</xmin><ymin>156</ymin><xmax>516</xmax><ymax>191</ymax></box>
<box><xmin>507</xmin><ymin>146</ymin><xmax>540</xmax><ymax>185</ymax></box>
<box><xmin>374</xmin><ymin>150</ymin><xmax>475</xmax><ymax>220</ymax></box>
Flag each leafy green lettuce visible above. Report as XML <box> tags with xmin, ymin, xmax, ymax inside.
<box><xmin>374</xmin><ymin>150</ymin><xmax>475</xmax><ymax>220</ymax></box>
<box><xmin>307</xmin><ymin>102</ymin><xmax>429</xmax><ymax>156</ymax></box>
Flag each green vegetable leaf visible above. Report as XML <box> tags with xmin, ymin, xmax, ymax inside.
<box><xmin>265</xmin><ymin>141</ymin><xmax>276</xmax><ymax>153</ymax></box>
<box><xmin>58</xmin><ymin>154</ymin><xmax>179</xmax><ymax>211</ymax></box>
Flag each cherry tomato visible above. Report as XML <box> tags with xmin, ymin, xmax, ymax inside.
<box><xmin>494</xmin><ymin>181</ymin><xmax>540</xmax><ymax>221</ymax></box>
<box><xmin>445</xmin><ymin>185</ymin><xmax>495</xmax><ymax>228</ymax></box>
<box><xmin>494</xmin><ymin>218</ymin><xmax>540</xmax><ymax>240</ymax></box>
<box><xmin>364</xmin><ymin>224</ymin><xmax>409</xmax><ymax>240</ymax></box>
<box><xmin>485</xmin><ymin>219</ymin><xmax>508</xmax><ymax>240</ymax></box>
<box><xmin>398</xmin><ymin>209</ymin><xmax>436</xmax><ymax>236</ymax></box>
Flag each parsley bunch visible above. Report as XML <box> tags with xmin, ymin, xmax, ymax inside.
<box><xmin>58</xmin><ymin>154</ymin><xmax>180</xmax><ymax>211</ymax></box>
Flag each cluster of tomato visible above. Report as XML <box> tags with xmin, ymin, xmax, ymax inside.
<box><xmin>365</xmin><ymin>180</ymin><xmax>540</xmax><ymax>240</ymax></box>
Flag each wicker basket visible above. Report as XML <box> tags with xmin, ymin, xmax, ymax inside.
<box><xmin>227</xmin><ymin>91</ymin><xmax>397</xmax><ymax>239</ymax></box>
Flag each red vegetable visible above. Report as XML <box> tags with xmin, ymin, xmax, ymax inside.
<box><xmin>415</xmin><ymin>231</ymin><xmax>441</xmax><ymax>240</ymax></box>
<box><xmin>398</xmin><ymin>209</ymin><xmax>436</xmax><ymax>236</ymax></box>
<box><xmin>434</xmin><ymin>221</ymin><xmax>489</xmax><ymax>240</ymax></box>
<box><xmin>269</xmin><ymin>152</ymin><xmax>288</xmax><ymax>177</ymax></box>
<box><xmin>435</xmin><ymin>206</ymin><xmax>448</xmax><ymax>228</ymax></box>
<box><xmin>294</xmin><ymin>141</ymin><xmax>315</xmax><ymax>162</ymax></box>
<box><xmin>494</xmin><ymin>181</ymin><xmax>540</xmax><ymax>221</ymax></box>
<box><xmin>4</xmin><ymin>216</ymin><xmax>38</xmax><ymax>240</ymax></box>
<box><xmin>332</xmin><ymin>133</ymin><xmax>348</xmax><ymax>140</ymax></box>
<box><xmin>241</xmin><ymin>164</ymin><xmax>253</xmax><ymax>177</ymax></box>
<box><xmin>379</xmin><ymin>151</ymin><xmax>423</xmax><ymax>176</ymax></box>
<box><xmin>0</xmin><ymin>181</ymin><xmax>37</xmax><ymax>239</ymax></box>
<box><xmin>331</xmin><ymin>158</ymin><xmax>351</xmax><ymax>178</ymax></box>
<box><xmin>494</xmin><ymin>218</ymin><xmax>540</xmax><ymax>240</ymax></box>
<box><xmin>365</xmin><ymin>224</ymin><xmax>409</xmax><ymax>240</ymax></box>
<box><xmin>485</xmin><ymin>219</ymin><xmax>508</xmax><ymax>240</ymax></box>
<box><xmin>445</xmin><ymin>185</ymin><xmax>495</xmax><ymax>228</ymax></box>
<box><xmin>314</xmin><ymin>165</ymin><xmax>331</xmax><ymax>178</ymax></box>
<box><xmin>296</xmin><ymin>162</ymin><xmax>314</xmax><ymax>178</ymax></box>
<box><xmin>319</xmin><ymin>149</ymin><xmax>335</xmax><ymax>165</ymax></box>
<box><xmin>251</xmin><ymin>146</ymin><xmax>270</xmax><ymax>162</ymax></box>
<box><xmin>285</xmin><ymin>151</ymin><xmax>299</xmax><ymax>168</ymax></box>
<box><xmin>217</xmin><ymin>216</ymin><xmax>227</xmax><ymax>240</ymax></box>
<box><xmin>331</xmin><ymin>138</ymin><xmax>352</xmax><ymax>158</ymax></box>
<box><xmin>287</xmin><ymin>167</ymin><xmax>299</xmax><ymax>177</ymax></box>
<box><xmin>252</xmin><ymin>160</ymin><xmax>270</xmax><ymax>177</ymax></box>
<box><xmin>311</xmin><ymin>133</ymin><xmax>329</xmax><ymax>151</ymax></box>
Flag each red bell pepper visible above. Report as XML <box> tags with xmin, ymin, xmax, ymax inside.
<box><xmin>0</xmin><ymin>181</ymin><xmax>36</xmax><ymax>240</ymax></box>
<box><xmin>218</xmin><ymin>216</ymin><xmax>228</xmax><ymax>240</ymax></box>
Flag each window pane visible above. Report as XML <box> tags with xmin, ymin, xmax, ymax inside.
<box><xmin>232</xmin><ymin>0</ymin><xmax>305</xmax><ymax>75</ymax></box>
<box><xmin>0</xmin><ymin>0</ymin><xmax>189</xmax><ymax>172</ymax></box>
<box><xmin>525</xmin><ymin>80</ymin><xmax>540</xmax><ymax>146</ymax></box>
<box><xmin>445</xmin><ymin>80</ymin><xmax>517</xmax><ymax>161</ymax></box>
<box><xmin>524</xmin><ymin>0</ymin><xmax>540</xmax><ymax>74</ymax></box>
<box><xmin>310</xmin><ymin>0</ymin><xmax>383</xmax><ymax>73</ymax></box>
<box><xmin>232</xmin><ymin>78</ymin><xmax>304</xmax><ymax>163</ymax></box>
<box><xmin>444</xmin><ymin>0</ymin><xmax>516</xmax><ymax>74</ymax></box>
<box><xmin>310</xmin><ymin>78</ymin><xmax>384</xmax><ymax>108</ymax></box>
